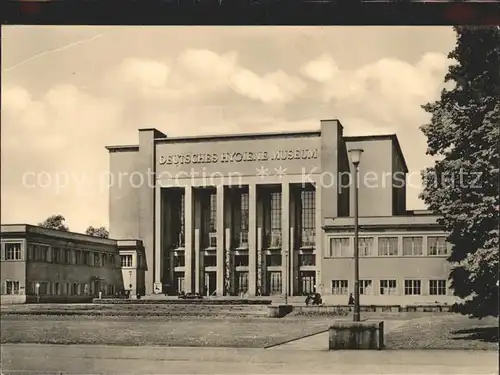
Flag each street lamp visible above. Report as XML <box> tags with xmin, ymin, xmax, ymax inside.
<box><xmin>349</xmin><ymin>148</ymin><xmax>364</xmax><ymax>322</ymax></box>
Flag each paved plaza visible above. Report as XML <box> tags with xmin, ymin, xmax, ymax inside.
<box><xmin>2</xmin><ymin>343</ymin><xmax>498</xmax><ymax>374</ymax></box>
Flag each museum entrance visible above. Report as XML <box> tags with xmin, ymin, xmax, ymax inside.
<box><xmin>267</xmin><ymin>271</ymin><xmax>282</xmax><ymax>296</ymax></box>
<box><xmin>204</xmin><ymin>272</ymin><xmax>216</xmax><ymax>296</ymax></box>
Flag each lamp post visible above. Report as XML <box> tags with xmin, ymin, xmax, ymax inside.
<box><xmin>349</xmin><ymin>148</ymin><xmax>364</xmax><ymax>322</ymax></box>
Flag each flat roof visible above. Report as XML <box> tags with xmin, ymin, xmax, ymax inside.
<box><xmin>1</xmin><ymin>224</ymin><xmax>117</xmax><ymax>246</ymax></box>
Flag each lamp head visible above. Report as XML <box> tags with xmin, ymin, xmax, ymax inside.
<box><xmin>348</xmin><ymin>148</ymin><xmax>364</xmax><ymax>166</ymax></box>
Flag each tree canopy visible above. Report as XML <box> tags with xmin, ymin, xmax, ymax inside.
<box><xmin>38</xmin><ymin>214</ymin><xmax>69</xmax><ymax>232</ymax></box>
<box><xmin>85</xmin><ymin>226</ymin><xmax>110</xmax><ymax>239</ymax></box>
<box><xmin>420</xmin><ymin>26</ymin><xmax>499</xmax><ymax>318</ymax></box>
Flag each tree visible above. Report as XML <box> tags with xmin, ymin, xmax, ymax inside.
<box><xmin>420</xmin><ymin>26</ymin><xmax>499</xmax><ymax>318</ymax></box>
<box><xmin>38</xmin><ymin>214</ymin><xmax>69</xmax><ymax>231</ymax></box>
<box><xmin>85</xmin><ymin>226</ymin><xmax>109</xmax><ymax>239</ymax></box>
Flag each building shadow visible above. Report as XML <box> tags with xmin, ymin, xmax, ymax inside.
<box><xmin>452</xmin><ymin>327</ymin><xmax>499</xmax><ymax>343</ymax></box>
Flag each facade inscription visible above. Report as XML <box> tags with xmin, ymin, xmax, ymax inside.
<box><xmin>159</xmin><ymin>148</ymin><xmax>319</xmax><ymax>166</ymax></box>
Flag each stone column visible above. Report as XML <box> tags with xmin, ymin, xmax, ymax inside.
<box><xmin>216</xmin><ymin>185</ymin><xmax>225</xmax><ymax>296</ymax></box>
<box><xmin>248</xmin><ymin>184</ymin><xmax>257</xmax><ymax>296</ymax></box>
<box><xmin>184</xmin><ymin>186</ymin><xmax>193</xmax><ymax>293</ymax></box>
<box><xmin>224</xmin><ymin>228</ymin><xmax>232</xmax><ymax>295</ymax></box>
<box><xmin>194</xmin><ymin>229</ymin><xmax>201</xmax><ymax>294</ymax></box>
<box><xmin>315</xmin><ymin>182</ymin><xmax>323</xmax><ymax>294</ymax></box>
<box><xmin>281</xmin><ymin>182</ymin><xmax>290</xmax><ymax>296</ymax></box>
<box><xmin>154</xmin><ymin>186</ymin><xmax>162</xmax><ymax>286</ymax></box>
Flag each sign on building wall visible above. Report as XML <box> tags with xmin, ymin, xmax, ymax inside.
<box><xmin>155</xmin><ymin>136</ymin><xmax>322</xmax><ymax>179</ymax></box>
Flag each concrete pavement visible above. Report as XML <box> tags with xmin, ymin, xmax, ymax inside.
<box><xmin>1</xmin><ymin>344</ymin><xmax>498</xmax><ymax>374</ymax></box>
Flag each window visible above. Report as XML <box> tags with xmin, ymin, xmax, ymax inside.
<box><xmin>38</xmin><ymin>282</ymin><xmax>49</xmax><ymax>295</ymax></box>
<box><xmin>71</xmin><ymin>283</ymin><xmax>80</xmax><ymax>296</ymax></box>
<box><xmin>359</xmin><ymin>238</ymin><xmax>374</xmax><ymax>257</ymax></box>
<box><xmin>404</xmin><ymin>280</ymin><xmax>422</xmax><ymax>295</ymax></box>
<box><xmin>268</xmin><ymin>271</ymin><xmax>282</xmax><ymax>294</ymax></box>
<box><xmin>5</xmin><ymin>243</ymin><xmax>22</xmax><ymax>260</ymax></box>
<box><xmin>84</xmin><ymin>251</ymin><xmax>92</xmax><ymax>266</ymax></box>
<box><xmin>299</xmin><ymin>253</ymin><xmax>315</xmax><ymax>266</ymax></box>
<box><xmin>52</xmin><ymin>247</ymin><xmax>61</xmax><ymax>263</ymax></box>
<box><xmin>265</xmin><ymin>191</ymin><xmax>282</xmax><ymax>248</ymax></box>
<box><xmin>239</xmin><ymin>192</ymin><xmax>250</xmax><ymax>248</ymax></box>
<box><xmin>173</xmin><ymin>191</ymin><xmax>185</xmax><ymax>248</ymax></box>
<box><xmin>6</xmin><ymin>281</ymin><xmax>20</xmax><ymax>295</ymax></box>
<box><xmin>236</xmin><ymin>272</ymin><xmax>249</xmax><ymax>293</ymax></box>
<box><xmin>28</xmin><ymin>244</ymin><xmax>34</xmax><ymax>260</ymax></box>
<box><xmin>380</xmin><ymin>280</ymin><xmax>397</xmax><ymax>295</ymax></box>
<box><xmin>329</xmin><ymin>238</ymin><xmax>351</xmax><ymax>257</ymax></box>
<box><xmin>53</xmin><ymin>282</ymin><xmax>60</xmax><ymax>295</ymax></box>
<box><xmin>102</xmin><ymin>253</ymin><xmax>108</xmax><ymax>266</ymax></box>
<box><xmin>299</xmin><ymin>188</ymin><xmax>316</xmax><ymax>247</ymax></box>
<box><xmin>331</xmin><ymin>280</ymin><xmax>348</xmax><ymax>295</ymax></box>
<box><xmin>107</xmin><ymin>285</ymin><xmax>115</xmax><ymax>295</ymax></box>
<box><xmin>121</xmin><ymin>254</ymin><xmax>133</xmax><ymax>268</ymax></box>
<box><xmin>429</xmin><ymin>280</ymin><xmax>447</xmax><ymax>295</ymax></box>
<box><xmin>403</xmin><ymin>237</ymin><xmax>423</xmax><ymax>256</ymax></box>
<box><xmin>94</xmin><ymin>253</ymin><xmax>101</xmax><ymax>267</ymax></box>
<box><xmin>234</xmin><ymin>255</ymin><xmax>249</xmax><ymax>267</ymax></box>
<box><xmin>75</xmin><ymin>250</ymin><xmax>82</xmax><ymax>265</ymax></box>
<box><xmin>202</xmin><ymin>192</ymin><xmax>217</xmax><ymax>248</ymax></box>
<box><xmin>204</xmin><ymin>255</ymin><xmax>217</xmax><ymax>267</ymax></box>
<box><xmin>174</xmin><ymin>255</ymin><xmax>185</xmax><ymax>267</ymax></box>
<box><xmin>360</xmin><ymin>280</ymin><xmax>373</xmax><ymax>295</ymax></box>
<box><xmin>63</xmin><ymin>249</ymin><xmax>70</xmax><ymax>264</ymax></box>
<box><xmin>34</xmin><ymin>245</ymin><xmax>49</xmax><ymax>262</ymax></box>
<box><xmin>266</xmin><ymin>254</ymin><xmax>282</xmax><ymax>267</ymax></box>
<box><xmin>378</xmin><ymin>237</ymin><xmax>399</xmax><ymax>256</ymax></box>
<box><xmin>428</xmin><ymin>236</ymin><xmax>448</xmax><ymax>256</ymax></box>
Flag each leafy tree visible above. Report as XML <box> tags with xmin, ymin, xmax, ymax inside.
<box><xmin>420</xmin><ymin>26</ymin><xmax>499</xmax><ymax>318</ymax></box>
<box><xmin>38</xmin><ymin>214</ymin><xmax>69</xmax><ymax>232</ymax></box>
<box><xmin>85</xmin><ymin>226</ymin><xmax>109</xmax><ymax>239</ymax></box>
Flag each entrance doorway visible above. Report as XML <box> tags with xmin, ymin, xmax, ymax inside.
<box><xmin>299</xmin><ymin>271</ymin><xmax>316</xmax><ymax>295</ymax></box>
<box><xmin>204</xmin><ymin>272</ymin><xmax>216</xmax><ymax>296</ymax></box>
<box><xmin>235</xmin><ymin>271</ymin><xmax>249</xmax><ymax>295</ymax></box>
<box><xmin>267</xmin><ymin>271</ymin><xmax>282</xmax><ymax>295</ymax></box>
<box><xmin>174</xmin><ymin>272</ymin><xmax>185</xmax><ymax>294</ymax></box>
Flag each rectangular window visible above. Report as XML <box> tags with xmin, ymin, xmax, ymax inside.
<box><xmin>6</xmin><ymin>281</ymin><xmax>20</xmax><ymax>295</ymax></box>
<box><xmin>236</xmin><ymin>272</ymin><xmax>249</xmax><ymax>293</ymax></box>
<box><xmin>428</xmin><ymin>236</ymin><xmax>448</xmax><ymax>256</ymax></box>
<box><xmin>360</xmin><ymin>280</ymin><xmax>373</xmax><ymax>295</ymax></box>
<box><xmin>5</xmin><ymin>243</ymin><xmax>22</xmax><ymax>260</ymax></box>
<box><xmin>174</xmin><ymin>255</ymin><xmax>185</xmax><ymax>267</ymax></box>
<box><xmin>359</xmin><ymin>237</ymin><xmax>374</xmax><ymax>257</ymax></box>
<box><xmin>299</xmin><ymin>188</ymin><xmax>316</xmax><ymax>247</ymax></box>
<box><xmin>28</xmin><ymin>244</ymin><xmax>34</xmax><ymax>260</ymax></box>
<box><xmin>94</xmin><ymin>253</ymin><xmax>101</xmax><ymax>267</ymax></box>
<box><xmin>38</xmin><ymin>282</ymin><xmax>49</xmax><ymax>295</ymax></box>
<box><xmin>429</xmin><ymin>279</ymin><xmax>447</xmax><ymax>295</ymax></box>
<box><xmin>380</xmin><ymin>279</ymin><xmax>397</xmax><ymax>295</ymax></box>
<box><xmin>331</xmin><ymin>280</ymin><xmax>348</xmax><ymax>295</ymax></box>
<box><xmin>266</xmin><ymin>254</ymin><xmax>282</xmax><ymax>267</ymax></box>
<box><xmin>71</xmin><ymin>283</ymin><xmax>80</xmax><ymax>296</ymax></box>
<box><xmin>202</xmin><ymin>192</ymin><xmax>217</xmax><ymax>248</ymax></box>
<box><xmin>172</xmin><ymin>190</ymin><xmax>186</xmax><ymax>248</ymax></box>
<box><xmin>75</xmin><ymin>250</ymin><xmax>82</xmax><ymax>265</ymax></box>
<box><xmin>378</xmin><ymin>237</ymin><xmax>399</xmax><ymax>256</ymax></box>
<box><xmin>239</xmin><ymin>192</ymin><xmax>249</xmax><ymax>248</ymax></box>
<box><xmin>65</xmin><ymin>249</ymin><xmax>72</xmax><ymax>264</ymax></box>
<box><xmin>299</xmin><ymin>253</ymin><xmax>315</xmax><ymax>266</ymax></box>
<box><xmin>102</xmin><ymin>253</ymin><xmax>108</xmax><ymax>266</ymax></box>
<box><xmin>52</xmin><ymin>247</ymin><xmax>61</xmax><ymax>264</ymax></box>
<box><xmin>265</xmin><ymin>191</ymin><xmax>282</xmax><ymax>248</ymax></box>
<box><xmin>121</xmin><ymin>254</ymin><xmax>133</xmax><ymax>268</ymax></box>
<box><xmin>329</xmin><ymin>238</ymin><xmax>351</xmax><ymax>257</ymax></box>
<box><xmin>403</xmin><ymin>237</ymin><xmax>423</xmax><ymax>256</ymax></box>
<box><xmin>54</xmin><ymin>282</ymin><xmax>60</xmax><ymax>295</ymax></box>
<box><xmin>404</xmin><ymin>280</ymin><xmax>422</xmax><ymax>295</ymax></box>
<box><xmin>234</xmin><ymin>254</ymin><xmax>249</xmax><ymax>267</ymax></box>
<box><xmin>268</xmin><ymin>271</ymin><xmax>282</xmax><ymax>294</ymax></box>
<box><xmin>204</xmin><ymin>255</ymin><xmax>217</xmax><ymax>267</ymax></box>
<box><xmin>34</xmin><ymin>245</ymin><xmax>49</xmax><ymax>262</ymax></box>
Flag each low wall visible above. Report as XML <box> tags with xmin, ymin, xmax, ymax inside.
<box><xmin>26</xmin><ymin>296</ymin><xmax>95</xmax><ymax>304</ymax></box>
<box><xmin>1</xmin><ymin>295</ymin><xmax>27</xmax><ymax>305</ymax></box>
<box><xmin>267</xmin><ymin>305</ymin><xmax>294</xmax><ymax>318</ymax></box>
<box><xmin>292</xmin><ymin>304</ymin><xmax>454</xmax><ymax>316</ymax></box>
<box><xmin>93</xmin><ymin>298</ymin><xmax>273</xmax><ymax>305</ymax></box>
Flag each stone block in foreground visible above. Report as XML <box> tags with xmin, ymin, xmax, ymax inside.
<box><xmin>267</xmin><ymin>304</ymin><xmax>293</xmax><ymax>318</ymax></box>
<box><xmin>329</xmin><ymin>321</ymin><xmax>384</xmax><ymax>350</ymax></box>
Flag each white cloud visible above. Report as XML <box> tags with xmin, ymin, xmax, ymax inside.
<box><xmin>301</xmin><ymin>54</ymin><xmax>339</xmax><ymax>82</ymax></box>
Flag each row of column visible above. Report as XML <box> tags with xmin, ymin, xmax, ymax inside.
<box><xmin>155</xmin><ymin>182</ymin><xmax>322</xmax><ymax>296</ymax></box>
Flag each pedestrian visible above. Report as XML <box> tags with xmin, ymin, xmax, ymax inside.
<box><xmin>348</xmin><ymin>293</ymin><xmax>354</xmax><ymax>305</ymax></box>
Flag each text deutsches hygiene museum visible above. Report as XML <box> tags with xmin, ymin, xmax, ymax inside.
<box><xmin>159</xmin><ymin>148</ymin><xmax>319</xmax><ymax>166</ymax></box>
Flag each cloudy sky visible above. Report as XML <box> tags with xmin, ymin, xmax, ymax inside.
<box><xmin>1</xmin><ymin>26</ymin><xmax>456</xmax><ymax>233</ymax></box>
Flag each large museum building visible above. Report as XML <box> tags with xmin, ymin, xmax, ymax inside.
<box><xmin>105</xmin><ymin>119</ymin><xmax>455</xmax><ymax>305</ymax></box>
